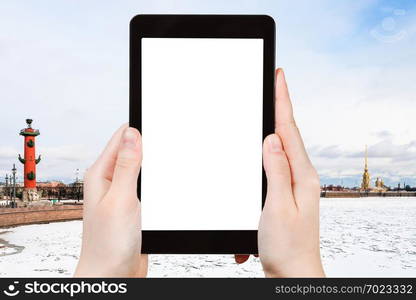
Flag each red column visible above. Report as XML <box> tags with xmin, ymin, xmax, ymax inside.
<box><xmin>18</xmin><ymin>119</ymin><xmax>41</xmax><ymax>189</ymax></box>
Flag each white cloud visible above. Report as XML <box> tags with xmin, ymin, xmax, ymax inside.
<box><xmin>39</xmin><ymin>145</ymin><xmax>92</xmax><ymax>162</ymax></box>
<box><xmin>0</xmin><ymin>146</ymin><xmax>18</xmax><ymax>159</ymax></box>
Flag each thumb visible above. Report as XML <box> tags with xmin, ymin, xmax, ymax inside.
<box><xmin>111</xmin><ymin>127</ymin><xmax>142</xmax><ymax>196</ymax></box>
<box><xmin>263</xmin><ymin>134</ymin><xmax>295</xmax><ymax>210</ymax></box>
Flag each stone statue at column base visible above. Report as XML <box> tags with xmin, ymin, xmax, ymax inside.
<box><xmin>21</xmin><ymin>188</ymin><xmax>50</xmax><ymax>207</ymax></box>
<box><xmin>22</xmin><ymin>188</ymin><xmax>40</xmax><ymax>202</ymax></box>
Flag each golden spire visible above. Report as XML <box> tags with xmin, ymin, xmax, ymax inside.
<box><xmin>364</xmin><ymin>144</ymin><xmax>368</xmax><ymax>171</ymax></box>
<box><xmin>361</xmin><ymin>145</ymin><xmax>370</xmax><ymax>190</ymax></box>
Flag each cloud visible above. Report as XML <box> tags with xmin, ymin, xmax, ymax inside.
<box><xmin>309</xmin><ymin>145</ymin><xmax>345</xmax><ymax>159</ymax></box>
<box><xmin>0</xmin><ymin>146</ymin><xmax>18</xmax><ymax>159</ymax></box>
<box><xmin>348</xmin><ymin>140</ymin><xmax>416</xmax><ymax>160</ymax></box>
<box><xmin>372</xmin><ymin>130</ymin><xmax>393</xmax><ymax>139</ymax></box>
<box><xmin>39</xmin><ymin>145</ymin><xmax>92</xmax><ymax>162</ymax></box>
<box><xmin>311</xmin><ymin>137</ymin><xmax>416</xmax><ymax>186</ymax></box>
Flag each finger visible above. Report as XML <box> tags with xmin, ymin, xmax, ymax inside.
<box><xmin>274</xmin><ymin>68</ymin><xmax>319</xmax><ymax>208</ymax></box>
<box><xmin>110</xmin><ymin>127</ymin><xmax>142</xmax><ymax>198</ymax></box>
<box><xmin>134</xmin><ymin>254</ymin><xmax>148</xmax><ymax>278</ymax></box>
<box><xmin>275</xmin><ymin>68</ymin><xmax>312</xmax><ymax>174</ymax></box>
<box><xmin>91</xmin><ymin>123</ymin><xmax>128</xmax><ymax>181</ymax></box>
<box><xmin>263</xmin><ymin>134</ymin><xmax>296</xmax><ymax>211</ymax></box>
<box><xmin>235</xmin><ymin>254</ymin><xmax>250</xmax><ymax>264</ymax></box>
<box><xmin>84</xmin><ymin>124</ymin><xmax>128</xmax><ymax>206</ymax></box>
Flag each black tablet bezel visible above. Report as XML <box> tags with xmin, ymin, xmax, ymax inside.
<box><xmin>130</xmin><ymin>14</ymin><xmax>275</xmax><ymax>254</ymax></box>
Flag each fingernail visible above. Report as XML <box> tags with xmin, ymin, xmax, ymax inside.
<box><xmin>122</xmin><ymin>128</ymin><xmax>139</xmax><ymax>148</ymax></box>
<box><xmin>269</xmin><ymin>134</ymin><xmax>282</xmax><ymax>153</ymax></box>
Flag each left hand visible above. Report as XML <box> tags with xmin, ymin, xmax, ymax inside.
<box><xmin>74</xmin><ymin>125</ymin><xmax>148</xmax><ymax>277</ymax></box>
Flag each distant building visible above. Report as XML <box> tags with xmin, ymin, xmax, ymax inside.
<box><xmin>324</xmin><ymin>185</ymin><xmax>345</xmax><ymax>191</ymax></box>
<box><xmin>360</xmin><ymin>145</ymin><xmax>387</xmax><ymax>192</ymax></box>
<box><xmin>37</xmin><ymin>181</ymin><xmax>66</xmax><ymax>188</ymax></box>
<box><xmin>375</xmin><ymin>177</ymin><xmax>384</xmax><ymax>188</ymax></box>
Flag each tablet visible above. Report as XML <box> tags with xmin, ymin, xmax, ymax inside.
<box><xmin>130</xmin><ymin>15</ymin><xmax>275</xmax><ymax>254</ymax></box>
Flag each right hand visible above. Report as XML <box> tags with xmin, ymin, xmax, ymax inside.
<box><xmin>235</xmin><ymin>69</ymin><xmax>324</xmax><ymax>277</ymax></box>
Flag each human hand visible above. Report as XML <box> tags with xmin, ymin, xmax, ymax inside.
<box><xmin>74</xmin><ymin>125</ymin><xmax>148</xmax><ymax>277</ymax></box>
<box><xmin>235</xmin><ymin>69</ymin><xmax>324</xmax><ymax>277</ymax></box>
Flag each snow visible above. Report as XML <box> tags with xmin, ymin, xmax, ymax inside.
<box><xmin>0</xmin><ymin>197</ymin><xmax>415</xmax><ymax>277</ymax></box>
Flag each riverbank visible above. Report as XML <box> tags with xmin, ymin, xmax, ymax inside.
<box><xmin>0</xmin><ymin>204</ymin><xmax>82</xmax><ymax>228</ymax></box>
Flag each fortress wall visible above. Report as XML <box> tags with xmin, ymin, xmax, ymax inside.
<box><xmin>321</xmin><ymin>192</ymin><xmax>361</xmax><ymax>198</ymax></box>
<box><xmin>0</xmin><ymin>205</ymin><xmax>83</xmax><ymax>227</ymax></box>
<box><xmin>321</xmin><ymin>191</ymin><xmax>416</xmax><ymax>198</ymax></box>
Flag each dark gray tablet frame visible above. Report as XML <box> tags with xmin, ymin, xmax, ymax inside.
<box><xmin>130</xmin><ymin>14</ymin><xmax>275</xmax><ymax>254</ymax></box>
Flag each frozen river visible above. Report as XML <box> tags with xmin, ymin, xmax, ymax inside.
<box><xmin>1</xmin><ymin>197</ymin><xmax>415</xmax><ymax>277</ymax></box>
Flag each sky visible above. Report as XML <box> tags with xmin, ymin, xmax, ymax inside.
<box><xmin>0</xmin><ymin>0</ymin><xmax>415</xmax><ymax>187</ymax></box>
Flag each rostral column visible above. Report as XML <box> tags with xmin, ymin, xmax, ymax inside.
<box><xmin>18</xmin><ymin>119</ymin><xmax>41</xmax><ymax>201</ymax></box>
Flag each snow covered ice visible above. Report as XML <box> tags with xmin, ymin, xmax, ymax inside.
<box><xmin>0</xmin><ymin>197</ymin><xmax>415</xmax><ymax>277</ymax></box>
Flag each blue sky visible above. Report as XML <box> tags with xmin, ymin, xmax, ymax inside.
<box><xmin>0</xmin><ymin>0</ymin><xmax>415</xmax><ymax>187</ymax></box>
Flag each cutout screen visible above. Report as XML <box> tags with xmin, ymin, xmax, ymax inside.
<box><xmin>141</xmin><ymin>38</ymin><xmax>263</xmax><ymax>230</ymax></box>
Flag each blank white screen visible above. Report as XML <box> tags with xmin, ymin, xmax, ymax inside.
<box><xmin>141</xmin><ymin>38</ymin><xmax>263</xmax><ymax>230</ymax></box>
